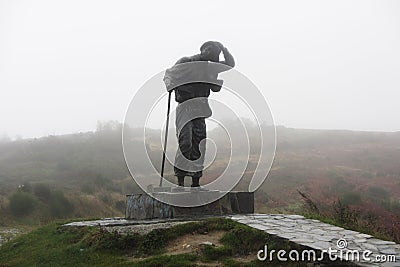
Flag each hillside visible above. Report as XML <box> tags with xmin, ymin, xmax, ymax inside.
<box><xmin>0</xmin><ymin>121</ymin><xmax>399</xmax><ymax>241</ymax></box>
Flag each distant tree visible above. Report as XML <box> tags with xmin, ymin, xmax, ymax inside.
<box><xmin>368</xmin><ymin>186</ymin><xmax>389</xmax><ymax>200</ymax></box>
<box><xmin>33</xmin><ymin>184</ymin><xmax>52</xmax><ymax>202</ymax></box>
<box><xmin>8</xmin><ymin>192</ymin><xmax>37</xmax><ymax>216</ymax></box>
<box><xmin>48</xmin><ymin>191</ymin><xmax>74</xmax><ymax>218</ymax></box>
<box><xmin>340</xmin><ymin>192</ymin><xmax>362</xmax><ymax>205</ymax></box>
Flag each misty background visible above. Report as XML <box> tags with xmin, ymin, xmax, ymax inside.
<box><xmin>1</xmin><ymin>0</ymin><xmax>400</xmax><ymax>139</ymax></box>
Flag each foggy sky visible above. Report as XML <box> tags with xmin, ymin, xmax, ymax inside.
<box><xmin>1</xmin><ymin>0</ymin><xmax>400</xmax><ymax>139</ymax></box>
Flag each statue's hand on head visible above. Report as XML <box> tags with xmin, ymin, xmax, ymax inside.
<box><xmin>213</xmin><ymin>41</ymin><xmax>225</xmax><ymax>52</ymax></box>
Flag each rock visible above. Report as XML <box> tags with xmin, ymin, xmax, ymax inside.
<box><xmin>247</xmin><ymin>223</ymin><xmax>270</xmax><ymax>231</ymax></box>
<box><xmin>360</xmin><ymin>243</ymin><xmax>378</xmax><ymax>252</ymax></box>
<box><xmin>311</xmin><ymin>241</ymin><xmax>331</xmax><ymax>250</ymax></box>
<box><xmin>271</xmin><ymin>216</ymin><xmax>284</xmax><ymax>220</ymax></box>
<box><xmin>260</xmin><ymin>222</ymin><xmax>279</xmax><ymax>228</ymax></box>
<box><xmin>230</xmin><ymin>215</ymin><xmax>247</xmax><ymax>220</ymax></box>
<box><xmin>300</xmin><ymin>225</ymin><xmax>314</xmax><ymax>231</ymax></box>
<box><xmin>369</xmin><ymin>239</ymin><xmax>396</xmax><ymax>245</ymax></box>
<box><xmin>315</xmin><ymin>235</ymin><xmax>336</xmax><ymax>242</ymax></box>
<box><xmin>325</xmin><ymin>226</ymin><xmax>343</xmax><ymax>231</ymax></box>
<box><xmin>284</xmin><ymin>215</ymin><xmax>305</xmax><ymax>219</ymax></box>
<box><xmin>355</xmin><ymin>233</ymin><xmax>372</xmax><ymax>239</ymax></box>
<box><xmin>182</xmin><ymin>243</ymin><xmax>191</xmax><ymax>249</ymax></box>
<box><xmin>379</xmin><ymin>248</ymin><xmax>396</xmax><ymax>255</ymax></box>
<box><xmin>266</xmin><ymin>230</ymin><xmax>282</xmax><ymax>235</ymax></box>
<box><xmin>309</xmin><ymin>229</ymin><xmax>326</xmax><ymax>235</ymax></box>
<box><xmin>280</xmin><ymin>234</ymin><xmax>297</xmax><ymax>239</ymax></box>
<box><xmin>353</xmin><ymin>238</ymin><xmax>367</xmax><ymax>243</ymax></box>
<box><xmin>289</xmin><ymin>238</ymin><xmax>314</xmax><ymax>244</ymax></box>
<box><xmin>340</xmin><ymin>230</ymin><xmax>359</xmax><ymax>235</ymax></box>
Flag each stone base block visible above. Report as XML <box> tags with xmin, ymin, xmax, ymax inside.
<box><xmin>125</xmin><ymin>191</ymin><xmax>254</xmax><ymax>220</ymax></box>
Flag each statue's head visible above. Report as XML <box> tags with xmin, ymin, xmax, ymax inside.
<box><xmin>200</xmin><ymin>41</ymin><xmax>222</xmax><ymax>62</ymax></box>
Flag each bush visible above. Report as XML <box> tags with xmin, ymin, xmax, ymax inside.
<box><xmin>115</xmin><ymin>200</ymin><xmax>125</xmax><ymax>213</ymax></box>
<box><xmin>340</xmin><ymin>192</ymin><xmax>362</xmax><ymax>205</ymax></box>
<box><xmin>220</xmin><ymin>225</ymin><xmax>269</xmax><ymax>255</ymax></box>
<box><xmin>81</xmin><ymin>183</ymin><xmax>95</xmax><ymax>194</ymax></box>
<box><xmin>100</xmin><ymin>194</ymin><xmax>111</xmax><ymax>204</ymax></box>
<box><xmin>368</xmin><ymin>186</ymin><xmax>389</xmax><ymax>200</ymax></box>
<box><xmin>333</xmin><ymin>200</ymin><xmax>358</xmax><ymax>225</ymax></box>
<box><xmin>48</xmin><ymin>191</ymin><xmax>74</xmax><ymax>218</ymax></box>
<box><xmin>8</xmin><ymin>192</ymin><xmax>38</xmax><ymax>216</ymax></box>
<box><xmin>33</xmin><ymin>183</ymin><xmax>52</xmax><ymax>202</ymax></box>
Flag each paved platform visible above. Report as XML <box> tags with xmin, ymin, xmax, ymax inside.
<box><xmin>64</xmin><ymin>213</ymin><xmax>400</xmax><ymax>266</ymax></box>
<box><xmin>229</xmin><ymin>214</ymin><xmax>400</xmax><ymax>267</ymax></box>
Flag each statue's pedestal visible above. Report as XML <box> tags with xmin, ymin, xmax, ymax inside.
<box><xmin>125</xmin><ymin>191</ymin><xmax>254</xmax><ymax>220</ymax></box>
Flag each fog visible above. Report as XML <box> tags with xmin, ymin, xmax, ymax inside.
<box><xmin>1</xmin><ymin>0</ymin><xmax>400</xmax><ymax>139</ymax></box>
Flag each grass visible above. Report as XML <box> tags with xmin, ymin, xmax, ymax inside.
<box><xmin>0</xmin><ymin>217</ymin><xmax>347</xmax><ymax>266</ymax></box>
<box><xmin>0</xmin><ymin>223</ymin><xmax>123</xmax><ymax>266</ymax></box>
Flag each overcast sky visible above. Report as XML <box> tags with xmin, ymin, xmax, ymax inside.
<box><xmin>1</xmin><ymin>0</ymin><xmax>399</xmax><ymax>139</ymax></box>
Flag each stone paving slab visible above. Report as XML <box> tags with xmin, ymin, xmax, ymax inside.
<box><xmin>229</xmin><ymin>214</ymin><xmax>400</xmax><ymax>267</ymax></box>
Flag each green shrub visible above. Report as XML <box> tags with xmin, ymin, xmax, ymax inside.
<box><xmin>82</xmin><ymin>227</ymin><xmax>139</xmax><ymax>251</ymax></box>
<box><xmin>141</xmin><ymin>228</ymin><xmax>168</xmax><ymax>253</ymax></box>
<box><xmin>221</xmin><ymin>225</ymin><xmax>269</xmax><ymax>255</ymax></box>
<box><xmin>201</xmin><ymin>245</ymin><xmax>233</xmax><ymax>261</ymax></box>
